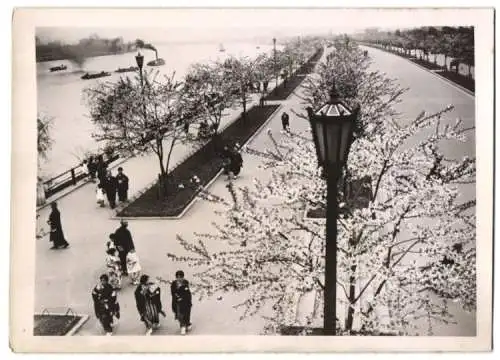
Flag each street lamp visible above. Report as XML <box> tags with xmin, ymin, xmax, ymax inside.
<box><xmin>135</xmin><ymin>51</ymin><xmax>144</xmax><ymax>87</ymax></box>
<box><xmin>306</xmin><ymin>83</ymin><xmax>359</xmax><ymax>335</ymax></box>
<box><xmin>273</xmin><ymin>37</ymin><xmax>277</xmax><ymax>89</ymax></box>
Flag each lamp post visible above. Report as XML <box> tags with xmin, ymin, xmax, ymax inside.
<box><xmin>135</xmin><ymin>51</ymin><xmax>144</xmax><ymax>87</ymax></box>
<box><xmin>273</xmin><ymin>37</ymin><xmax>277</xmax><ymax>89</ymax></box>
<box><xmin>306</xmin><ymin>83</ymin><xmax>359</xmax><ymax>335</ymax></box>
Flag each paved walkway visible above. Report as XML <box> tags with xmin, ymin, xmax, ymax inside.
<box><xmin>34</xmin><ymin>46</ymin><xmax>476</xmax><ymax>337</ymax></box>
<box><xmin>34</xmin><ymin>61</ymin><xmax>313</xmax><ymax>335</ymax></box>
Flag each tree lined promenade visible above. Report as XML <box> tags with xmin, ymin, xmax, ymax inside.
<box><xmin>34</xmin><ymin>35</ymin><xmax>475</xmax><ymax>337</ymax></box>
<box><xmin>168</xmin><ymin>37</ymin><xmax>476</xmax><ymax>335</ymax></box>
<box><xmin>37</xmin><ymin>38</ymin><xmax>323</xmax><ymax>213</ymax></box>
<box><xmin>352</xmin><ymin>27</ymin><xmax>475</xmax><ymax>92</ymax></box>
<box><xmin>34</xmin><ymin>37</ymin><xmax>326</xmax><ymax>336</ymax></box>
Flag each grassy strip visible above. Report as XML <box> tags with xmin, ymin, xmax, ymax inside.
<box><xmin>34</xmin><ymin>315</ymin><xmax>82</xmax><ymax>336</ymax></box>
<box><xmin>264</xmin><ymin>75</ymin><xmax>308</xmax><ymax>101</ymax></box>
<box><xmin>435</xmin><ymin>70</ymin><xmax>475</xmax><ymax>92</ymax></box>
<box><xmin>118</xmin><ymin>104</ymin><xmax>280</xmax><ymax>217</ymax></box>
<box><xmin>265</xmin><ymin>48</ymin><xmax>324</xmax><ymax>101</ymax></box>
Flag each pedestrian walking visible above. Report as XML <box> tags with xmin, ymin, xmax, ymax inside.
<box><xmin>171</xmin><ymin>270</ymin><xmax>192</xmax><ymax>335</ymax></box>
<box><xmin>105</xmin><ymin>247</ymin><xmax>122</xmax><ymax>290</ymax></box>
<box><xmin>96</xmin><ymin>183</ymin><xmax>105</xmax><ymax>207</ymax></box>
<box><xmin>281</xmin><ymin>111</ymin><xmax>290</xmax><ymax>132</ymax></box>
<box><xmin>87</xmin><ymin>156</ymin><xmax>97</xmax><ymax>182</ymax></box>
<box><xmin>263</xmin><ymin>80</ymin><xmax>269</xmax><ymax>93</ymax></box>
<box><xmin>80</xmin><ymin>160</ymin><xmax>89</xmax><ymax>179</ymax></box>
<box><xmin>134</xmin><ymin>274</ymin><xmax>166</xmax><ymax>335</ymax></box>
<box><xmin>106</xmin><ymin>233</ymin><xmax>117</xmax><ymax>252</ymax></box>
<box><xmin>114</xmin><ymin>220</ymin><xmax>135</xmax><ymax>275</ymax></box>
<box><xmin>116</xmin><ymin>167</ymin><xmax>129</xmax><ymax>203</ymax></box>
<box><xmin>96</xmin><ymin>155</ymin><xmax>107</xmax><ymax>184</ymax></box>
<box><xmin>47</xmin><ymin>202</ymin><xmax>69</xmax><ymax>249</ymax></box>
<box><xmin>126</xmin><ymin>249</ymin><xmax>142</xmax><ymax>285</ymax></box>
<box><xmin>225</xmin><ymin>145</ymin><xmax>243</xmax><ymax>181</ymax></box>
<box><xmin>103</xmin><ymin>171</ymin><xmax>118</xmax><ymax>209</ymax></box>
<box><xmin>92</xmin><ymin>274</ymin><xmax>120</xmax><ymax>336</ymax></box>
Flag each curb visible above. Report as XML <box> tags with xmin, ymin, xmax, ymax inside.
<box><xmin>360</xmin><ymin>44</ymin><xmax>474</xmax><ymax>98</ymax></box>
<box><xmin>34</xmin><ymin>312</ymin><xmax>89</xmax><ymax>336</ymax></box>
<box><xmin>113</xmin><ymin>104</ymin><xmax>283</xmax><ymax>220</ymax></box>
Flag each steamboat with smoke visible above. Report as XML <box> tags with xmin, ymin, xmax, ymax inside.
<box><xmin>49</xmin><ymin>64</ymin><xmax>67</xmax><ymax>72</ymax></box>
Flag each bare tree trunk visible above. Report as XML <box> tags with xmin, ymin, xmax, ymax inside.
<box><xmin>242</xmin><ymin>95</ymin><xmax>247</xmax><ymax>120</ymax></box>
<box><xmin>156</xmin><ymin>137</ymin><xmax>166</xmax><ymax>199</ymax></box>
<box><xmin>163</xmin><ymin>136</ymin><xmax>177</xmax><ymax>196</ymax></box>
<box><xmin>156</xmin><ymin>138</ymin><xmax>166</xmax><ymax>177</ymax></box>
<box><xmin>345</xmin><ymin>263</ymin><xmax>357</xmax><ymax>332</ymax></box>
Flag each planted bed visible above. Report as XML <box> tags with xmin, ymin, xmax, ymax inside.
<box><xmin>117</xmin><ymin>104</ymin><xmax>280</xmax><ymax>217</ymax></box>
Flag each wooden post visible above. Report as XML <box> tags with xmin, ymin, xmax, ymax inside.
<box><xmin>71</xmin><ymin>169</ymin><xmax>76</xmax><ymax>185</ymax></box>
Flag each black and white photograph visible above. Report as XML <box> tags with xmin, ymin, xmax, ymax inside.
<box><xmin>10</xmin><ymin>6</ymin><xmax>493</xmax><ymax>353</ymax></box>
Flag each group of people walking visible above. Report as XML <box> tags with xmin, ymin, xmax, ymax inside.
<box><xmin>221</xmin><ymin>144</ymin><xmax>244</xmax><ymax>181</ymax></box>
<box><xmin>92</xmin><ymin>270</ymin><xmax>193</xmax><ymax>336</ymax></box>
<box><xmin>81</xmin><ymin>155</ymin><xmax>130</xmax><ymax>209</ymax></box>
<box><xmin>92</xmin><ymin>219</ymin><xmax>193</xmax><ymax>336</ymax></box>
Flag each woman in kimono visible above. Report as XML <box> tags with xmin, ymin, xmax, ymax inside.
<box><xmin>126</xmin><ymin>249</ymin><xmax>142</xmax><ymax>285</ymax></box>
<box><xmin>105</xmin><ymin>248</ymin><xmax>122</xmax><ymax>290</ymax></box>
<box><xmin>171</xmin><ymin>270</ymin><xmax>193</xmax><ymax>335</ymax></box>
<box><xmin>91</xmin><ymin>274</ymin><xmax>120</xmax><ymax>335</ymax></box>
<box><xmin>47</xmin><ymin>202</ymin><xmax>69</xmax><ymax>249</ymax></box>
<box><xmin>134</xmin><ymin>274</ymin><xmax>165</xmax><ymax>335</ymax></box>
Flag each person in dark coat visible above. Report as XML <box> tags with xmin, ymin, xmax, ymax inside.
<box><xmin>96</xmin><ymin>155</ymin><xmax>108</xmax><ymax>184</ymax></box>
<box><xmin>281</xmin><ymin>111</ymin><xmax>290</xmax><ymax>132</ymax></box>
<box><xmin>171</xmin><ymin>270</ymin><xmax>192</xmax><ymax>335</ymax></box>
<box><xmin>134</xmin><ymin>274</ymin><xmax>165</xmax><ymax>335</ymax></box>
<box><xmin>229</xmin><ymin>147</ymin><xmax>243</xmax><ymax>179</ymax></box>
<box><xmin>47</xmin><ymin>202</ymin><xmax>69</xmax><ymax>249</ymax></box>
<box><xmin>87</xmin><ymin>156</ymin><xmax>97</xmax><ymax>182</ymax></box>
<box><xmin>92</xmin><ymin>274</ymin><xmax>120</xmax><ymax>335</ymax></box>
<box><xmin>221</xmin><ymin>145</ymin><xmax>233</xmax><ymax>179</ymax></box>
<box><xmin>263</xmin><ymin>80</ymin><xmax>269</xmax><ymax>93</ymax></box>
<box><xmin>103</xmin><ymin>170</ymin><xmax>118</xmax><ymax>209</ymax></box>
<box><xmin>115</xmin><ymin>167</ymin><xmax>129</xmax><ymax>203</ymax></box>
<box><xmin>114</xmin><ymin>219</ymin><xmax>135</xmax><ymax>275</ymax></box>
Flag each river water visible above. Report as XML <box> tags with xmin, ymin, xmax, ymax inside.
<box><xmin>37</xmin><ymin>41</ymin><xmax>279</xmax><ymax>178</ymax></box>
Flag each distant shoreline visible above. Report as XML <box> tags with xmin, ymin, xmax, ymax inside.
<box><xmin>36</xmin><ymin>49</ymin><xmax>137</xmax><ymax>63</ymax></box>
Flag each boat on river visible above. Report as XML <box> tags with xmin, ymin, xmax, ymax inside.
<box><xmin>147</xmin><ymin>58</ymin><xmax>166</xmax><ymax>66</ymax></box>
<box><xmin>81</xmin><ymin>71</ymin><xmax>111</xmax><ymax>80</ymax></box>
<box><xmin>115</xmin><ymin>66</ymin><xmax>139</xmax><ymax>73</ymax></box>
<box><xmin>49</xmin><ymin>64</ymin><xmax>67</xmax><ymax>72</ymax></box>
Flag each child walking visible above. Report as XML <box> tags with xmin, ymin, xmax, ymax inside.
<box><xmin>96</xmin><ymin>183</ymin><xmax>106</xmax><ymax>207</ymax></box>
<box><xmin>126</xmin><ymin>249</ymin><xmax>142</xmax><ymax>285</ymax></box>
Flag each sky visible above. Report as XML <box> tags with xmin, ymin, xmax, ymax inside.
<box><xmin>34</xmin><ymin>7</ymin><xmax>474</xmax><ymax>45</ymax></box>
<box><xmin>34</xmin><ymin>7</ymin><xmax>481</xmax><ymax>45</ymax></box>
<box><xmin>36</xmin><ymin>26</ymin><xmax>362</xmax><ymax>45</ymax></box>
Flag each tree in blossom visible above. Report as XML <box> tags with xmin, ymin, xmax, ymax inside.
<box><xmin>219</xmin><ymin>55</ymin><xmax>261</xmax><ymax>119</ymax></box>
<box><xmin>167</xmin><ymin>38</ymin><xmax>476</xmax><ymax>335</ymax></box>
<box><xmin>183</xmin><ymin>62</ymin><xmax>237</xmax><ymax>141</ymax></box>
<box><xmin>37</xmin><ymin>113</ymin><xmax>53</xmax><ymax>164</ymax></box>
<box><xmin>168</xmin><ymin>104</ymin><xmax>475</xmax><ymax>335</ymax></box>
<box><xmin>300</xmin><ymin>36</ymin><xmax>406</xmax><ymax>140</ymax></box>
<box><xmin>253</xmin><ymin>54</ymin><xmax>276</xmax><ymax>97</ymax></box>
<box><xmin>84</xmin><ymin>70</ymin><xmax>190</xmax><ymax>193</ymax></box>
